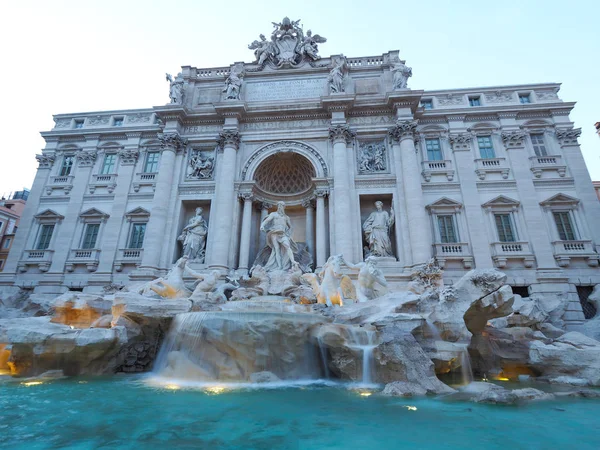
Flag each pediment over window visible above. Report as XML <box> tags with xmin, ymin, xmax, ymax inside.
<box><xmin>34</xmin><ymin>209</ymin><xmax>65</xmax><ymax>222</ymax></box>
<box><xmin>125</xmin><ymin>207</ymin><xmax>151</xmax><ymax>222</ymax></box>
<box><xmin>540</xmin><ymin>193</ymin><xmax>580</xmax><ymax>208</ymax></box>
<box><xmin>482</xmin><ymin>195</ymin><xmax>520</xmax><ymax>208</ymax></box>
<box><xmin>426</xmin><ymin>197</ymin><xmax>463</xmax><ymax>212</ymax></box>
<box><xmin>79</xmin><ymin>208</ymin><xmax>110</xmax><ymax>220</ymax></box>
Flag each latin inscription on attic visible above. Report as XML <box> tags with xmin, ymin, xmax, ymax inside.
<box><xmin>244</xmin><ymin>78</ymin><xmax>326</xmax><ymax>102</ymax></box>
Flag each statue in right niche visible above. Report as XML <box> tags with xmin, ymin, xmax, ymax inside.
<box><xmin>363</xmin><ymin>201</ymin><xmax>395</xmax><ymax>257</ymax></box>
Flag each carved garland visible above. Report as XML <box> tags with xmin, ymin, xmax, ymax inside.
<box><xmin>448</xmin><ymin>133</ymin><xmax>473</xmax><ymax>151</ymax></box>
<box><xmin>241</xmin><ymin>140</ymin><xmax>328</xmax><ymax>180</ymax></box>
<box><xmin>76</xmin><ymin>151</ymin><xmax>97</xmax><ymax>167</ymax></box>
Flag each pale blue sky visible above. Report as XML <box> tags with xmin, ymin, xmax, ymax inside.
<box><xmin>1</xmin><ymin>0</ymin><xmax>599</xmax><ymax>195</ymax></box>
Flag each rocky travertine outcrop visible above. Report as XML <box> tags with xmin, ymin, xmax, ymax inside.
<box><xmin>455</xmin><ymin>382</ymin><xmax>554</xmax><ymax>405</ymax></box>
<box><xmin>51</xmin><ymin>292</ymin><xmax>112</xmax><ymax>328</ymax></box>
<box><xmin>529</xmin><ymin>332</ymin><xmax>600</xmax><ymax>386</ymax></box>
<box><xmin>0</xmin><ymin>317</ymin><xmax>125</xmax><ymax>377</ymax></box>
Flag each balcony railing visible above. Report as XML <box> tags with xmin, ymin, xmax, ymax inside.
<box><xmin>19</xmin><ymin>249</ymin><xmax>54</xmax><ymax>273</ymax></box>
<box><xmin>90</xmin><ymin>174</ymin><xmax>117</xmax><ymax>194</ymax></box>
<box><xmin>45</xmin><ymin>175</ymin><xmax>74</xmax><ymax>195</ymax></box>
<box><xmin>433</xmin><ymin>242</ymin><xmax>473</xmax><ymax>268</ymax></box>
<box><xmin>114</xmin><ymin>248</ymin><xmax>144</xmax><ymax>271</ymax></box>
<box><xmin>133</xmin><ymin>173</ymin><xmax>157</xmax><ymax>193</ymax></box>
<box><xmin>474</xmin><ymin>158</ymin><xmax>510</xmax><ymax>180</ymax></box>
<box><xmin>490</xmin><ymin>241</ymin><xmax>535</xmax><ymax>268</ymax></box>
<box><xmin>421</xmin><ymin>160</ymin><xmax>454</xmax><ymax>182</ymax></box>
<box><xmin>65</xmin><ymin>249</ymin><xmax>101</xmax><ymax>272</ymax></box>
<box><xmin>529</xmin><ymin>155</ymin><xmax>567</xmax><ymax>178</ymax></box>
<box><xmin>552</xmin><ymin>240</ymin><xmax>598</xmax><ymax>267</ymax></box>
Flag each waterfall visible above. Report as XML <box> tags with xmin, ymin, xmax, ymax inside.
<box><xmin>346</xmin><ymin>328</ymin><xmax>377</xmax><ymax>384</ymax></box>
<box><xmin>425</xmin><ymin>318</ymin><xmax>473</xmax><ymax>385</ymax></box>
<box><xmin>458</xmin><ymin>344</ymin><xmax>474</xmax><ymax>385</ymax></box>
<box><xmin>152</xmin><ymin>310</ymin><xmax>326</xmax><ymax>383</ymax></box>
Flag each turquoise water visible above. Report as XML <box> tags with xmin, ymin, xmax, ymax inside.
<box><xmin>1</xmin><ymin>376</ymin><xmax>600</xmax><ymax>449</ymax></box>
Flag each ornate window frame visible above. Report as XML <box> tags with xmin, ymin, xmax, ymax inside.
<box><xmin>426</xmin><ymin>197</ymin><xmax>472</xmax><ymax>268</ymax></box>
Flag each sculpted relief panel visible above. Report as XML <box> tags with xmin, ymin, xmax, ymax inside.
<box><xmin>357</xmin><ymin>141</ymin><xmax>388</xmax><ymax>174</ymax></box>
<box><xmin>186</xmin><ymin>149</ymin><xmax>216</xmax><ymax>180</ymax></box>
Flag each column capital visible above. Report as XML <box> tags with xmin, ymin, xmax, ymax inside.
<box><xmin>118</xmin><ymin>149</ymin><xmax>140</xmax><ymax>165</ymax></box>
<box><xmin>388</xmin><ymin>120</ymin><xmax>418</xmax><ymax>143</ymax></box>
<box><xmin>328</xmin><ymin>124</ymin><xmax>355</xmax><ymax>145</ymax></box>
<box><xmin>555</xmin><ymin>128</ymin><xmax>581</xmax><ymax>146</ymax></box>
<box><xmin>75</xmin><ymin>150</ymin><xmax>97</xmax><ymax>167</ymax></box>
<box><xmin>302</xmin><ymin>197</ymin><xmax>315</xmax><ymax>209</ymax></box>
<box><xmin>217</xmin><ymin>129</ymin><xmax>241</xmax><ymax>150</ymax></box>
<box><xmin>448</xmin><ymin>133</ymin><xmax>473</xmax><ymax>152</ymax></box>
<box><xmin>35</xmin><ymin>153</ymin><xmax>55</xmax><ymax>169</ymax></box>
<box><xmin>158</xmin><ymin>132</ymin><xmax>187</xmax><ymax>152</ymax></box>
<box><xmin>315</xmin><ymin>189</ymin><xmax>329</xmax><ymax>198</ymax></box>
<box><xmin>238</xmin><ymin>191</ymin><xmax>253</xmax><ymax>202</ymax></box>
<box><xmin>501</xmin><ymin>130</ymin><xmax>527</xmax><ymax>148</ymax></box>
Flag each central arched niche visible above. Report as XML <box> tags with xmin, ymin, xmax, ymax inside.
<box><xmin>253</xmin><ymin>152</ymin><xmax>316</xmax><ymax>197</ymax></box>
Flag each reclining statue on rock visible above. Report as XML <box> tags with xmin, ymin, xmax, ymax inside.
<box><xmin>301</xmin><ymin>254</ymin><xmax>356</xmax><ymax>306</ymax></box>
<box><xmin>342</xmin><ymin>256</ymin><xmax>388</xmax><ymax>302</ymax></box>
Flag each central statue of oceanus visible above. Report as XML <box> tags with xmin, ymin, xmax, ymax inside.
<box><xmin>252</xmin><ymin>201</ymin><xmax>312</xmax><ymax>273</ymax></box>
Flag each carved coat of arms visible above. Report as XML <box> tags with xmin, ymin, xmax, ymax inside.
<box><xmin>248</xmin><ymin>17</ymin><xmax>326</xmax><ymax>68</ymax></box>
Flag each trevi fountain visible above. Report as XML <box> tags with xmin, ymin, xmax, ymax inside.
<box><xmin>2</xmin><ymin>17</ymin><xmax>600</xmax><ymax>450</ymax></box>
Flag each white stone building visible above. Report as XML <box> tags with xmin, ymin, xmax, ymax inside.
<box><xmin>2</xmin><ymin>19</ymin><xmax>599</xmax><ymax>328</ymax></box>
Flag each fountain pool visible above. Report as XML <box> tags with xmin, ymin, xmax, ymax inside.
<box><xmin>1</xmin><ymin>375</ymin><xmax>600</xmax><ymax>449</ymax></box>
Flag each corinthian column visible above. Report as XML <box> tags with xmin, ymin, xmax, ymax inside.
<box><xmin>329</xmin><ymin>124</ymin><xmax>356</xmax><ymax>261</ymax></box>
<box><xmin>303</xmin><ymin>197</ymin><xmax>315</xmax><ymax>262</ymax></box>
<box><xmin>139</xmin><ymin>132</ymin><xmax>186</xmax><ymax>273</ymax></box>
<box><xmin>237</xmin><ymin>192</ymin><xmax>254</xmax><ymax>271</ymax></box>
<box><xmin>315</xmin><ymin>189</ymin><xmax>328</xmax><ymax>268</ymax></box>
<box><xmin>389</xmin><ymin>121</ymin><xmax>432</xmax><ymax>265</ymax></box>
<box><xmin>208</xmin><ymin>129</ymin><xmax>240</xmax><ymax>269</ymax></box>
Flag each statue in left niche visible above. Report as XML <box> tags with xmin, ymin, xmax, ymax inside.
<box><xmin>223</xmin><ymin>65</ymin><xmax>244</xmax><ymax>100</ymax></box>
<box><xmin>177</xmin><ymin>207</ymin><xmax>208</xmax><ymax>263</ymax></box>
<box><xmin>166</xmin><ymin>72</ymin><xmax>184</xmax><ymax>104</ymax></box>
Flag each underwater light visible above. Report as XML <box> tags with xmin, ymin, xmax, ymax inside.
<box><xmin>165</xmin><ymin>384</ymin><xmax>180</xmax><ymax>390</ymax></box>
<box><xmin>205</xmin><ymin>386</ymin><xmax>226</xmax><ymax>394</ymax></box>
<box><xmin>21</xmin><ymin>381</ymin><xmax>43</xmax><ymax>387</ymax></box>
<box><xmin>359</xmin><ymin>391</ymin><xmax>372</xmax><ymax>397</ymax></box>
<box><xmin>404</xmin><ymin>405</ymin><xmax>417</xmax><ymax>411</ymax></box>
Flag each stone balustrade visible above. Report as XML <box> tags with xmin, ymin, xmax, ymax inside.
<box><xmin>114</xmin><ymin>248</ymin><xmax>144</xmax><ymax>272</ymax></box>
<box><xmin>490</xmin><ymin>241</ymin><xmax>535</xmax><ymax>268</ymax></box>
<box><xmin>474</xmin><ymin>158</ymin><xmax>510</xmax><ymax>180</ymax></box>
<box><xmin>529</xmin><ymin>155</ymin><xmax>567</xmax><ymax>178</ymax></box>
<box><xmin>433</xmin><ymin>242</ymin><xmax>473</xmax><ymax>269</ymax></box>
<box><xmin>421</xmin><ymin>160</ymin><xmax>454</xmax><ymax>182</ymax></box>
<box><xmin>551</xmin><ymin>240</ymin><xmax>599</xmax><ymax>267</ymax></box>
<box><xmin>65</xmin><ymin>249</ymin><xmax>101</xmax><ymax>272</ymax></box>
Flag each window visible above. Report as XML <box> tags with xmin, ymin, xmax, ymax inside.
<box><xmin>421</xmin><ymin>100</ymin><xmax>433</xmax><ymax>110</ymax></box>
<box><xmin>81</xmin><ymin>224</ymin><xmax>100</xmax><ymax>249</ymax></box>
<box><xmin>144</xmin><ymin>152</ymin><xmax>160</xmax><ymax>173</ymax></box>
<box><xmin>101</xmin><ymin>154</ymin><xmax>116</xmax><ymax>174</ymax></box>
<box><xmin>519</xmin><ymin>94</ymin><xmax>531</xmax><ymax>104</ymax></box>
<box><xmin>36</xmin><ymin>224</ymin><xmax>55</xmax><ymax>250</ymax></box>
<box><xmin>469</xmin><ymin>97</ymin><xmax>481</xmax><ymax>107</ymax></box>
<box><xmin>113</xmin><ymin>117</ymin><xmax>124</xmax><ymax>127</ymax></box>
<box><xmin>425</xmin><ymin>138</ymin><xmax>443</xmax><ymax>161</ymax></box>
<box><xmin>477</xmin><ymin>136</ymin><xmax>495</xmax><ymax>159</ymax></box>
<box><xmin>437</xmin><ymin>215</ymin><xmax>458</xmax><ymax>243</ymax></box>
<box><xmin>60</xmin><ymin>155</ymin><xmax>75</xmax><ymax>176</ymax></box>
<box><xmin>0</xmin><ymin>260</ymin><xmax>3</xmax><ymax>270</ymax></box>
<box><xmin>553</xmin><ymin>212</ymin><xmax>576</xmax><ymax>241</ymax></box>
<box><xmin>530</xmin><ymin>134</ymin><xmax>548</xmax><ymax>157</ymax></box>
<box><xmin>495</xmin><ymin>214</ymin><xmax>516</xmax><ymax>242</ymax></box>
<box><xmin>3</xmin><ymin>238</ymin><xmax>11</xmax><ymax>249</ymax></box>
<box><xmin>74</xmin><ymin>120</ymin><xmax>84</xmax><ymax>129</ymax></box>
<box><xmin>129</xmin><ymin>223</ymin><xmax>146</xmax><ymax>249</ymax></box>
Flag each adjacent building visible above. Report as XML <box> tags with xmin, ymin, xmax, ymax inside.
<box><xmin>1</xmin><ymin>18</ymin><xmax>599</xmax><ymax>329</ymax></box>
<box><xmin>0</xmin><ymin>190</ymin><xmax>28</xmax><ymax>272</ymax></box>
